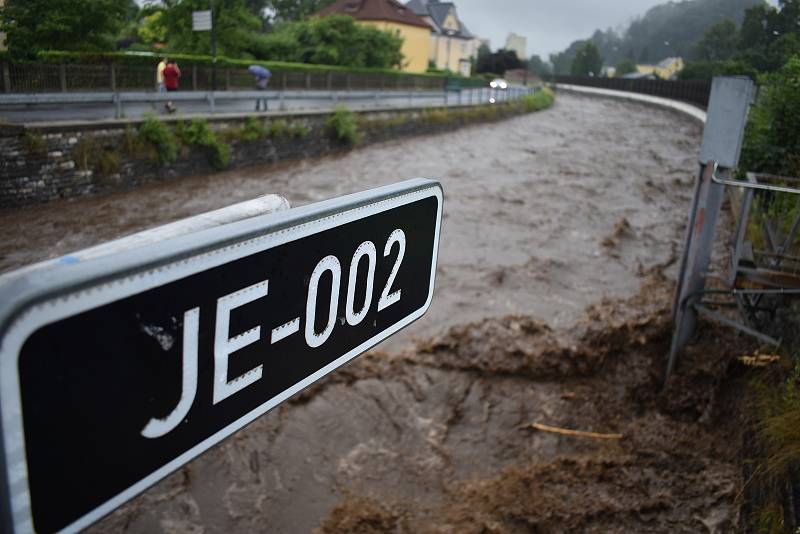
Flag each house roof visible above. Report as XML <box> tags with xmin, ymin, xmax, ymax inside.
<box><xmin>316</xmin><ymin>0</ymin><xmax>432</xmax><ymax>29</ymax></box>
<box><xmin>404</xmin><ymin>0</ymin><xmax>472</xmax><ymax>39</ymax></box>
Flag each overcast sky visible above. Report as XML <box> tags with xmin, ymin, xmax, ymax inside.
<box><xmin>451</xmin><ymin>0</ymin><xmax>780</xmax><ymax>59</ymax></box>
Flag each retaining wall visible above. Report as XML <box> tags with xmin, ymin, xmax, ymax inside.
<box><xmin>0</xmin><ymin>101</ymin><xmax>539</xmax><ymax>208</ymax></box>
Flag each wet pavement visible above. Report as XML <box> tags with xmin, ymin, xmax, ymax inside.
<box><xmin>1</xmin><ymin>93</ymin><xmax>747</xmax><ymax>533</ymax></box>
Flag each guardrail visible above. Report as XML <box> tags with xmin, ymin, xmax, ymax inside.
<box><xmin>554</xmin><ymin>75</ymin><xmax>712</xmax><ymax>108</ymax></box>
<box><xmin>0</xmin><ymin>86</ymin><xmax>537</xmax><ymax>120</ymax></box>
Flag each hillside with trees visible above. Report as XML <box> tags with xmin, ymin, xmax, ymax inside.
<box><xmin>549</xmin><ymin>0</ymin><xmax>762</xmax><ymax>74</ymax></box>
<box><xmin>0</xmin><ymin>0</ymin><xmax>402</xmax><ymax>70</ymax></box>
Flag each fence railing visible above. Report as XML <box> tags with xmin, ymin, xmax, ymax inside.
<box><xmin>0</xmin><ymin>86</ymin><xmax>538</xmax><ymax>121</ymax></box>
<box><xmin>554</xmin><ymin>75</ymin><xmax>712</xmax><ymax>108</ymax></box>
<box><xmin>0</xmin><ymin>60</ymin><xmax>468</xmax><ymax>94</ymax></box>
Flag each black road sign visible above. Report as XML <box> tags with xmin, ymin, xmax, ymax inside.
<box><xmin>0</xmin><ymin>179</ymin><xmax>442</xmax><ymax>533</ymax></box>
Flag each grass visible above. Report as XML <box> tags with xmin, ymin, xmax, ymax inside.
<box><xmin>23</xmin><ymin>131</ymin><xmax>47</xmax><ymax>156</ymax></box>
<box><xmin>326</xmin><ymin>107</ymin><xmax>361</xmax><ymax>146</ymax></box>
<box><xmin>138</xmin><ymin>115</ymin><xmax>178</xmax><ymax>164</ymax></box>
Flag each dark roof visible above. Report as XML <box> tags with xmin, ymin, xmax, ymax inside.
<box><xmin>406</xmin><ymin>0</ymin><xmax>427</xmax><ymax>15</ymax></box>
<box><xmin>404</xmin><ymin>0</ymin><xmax>472</xmax><ymax>38</ymax></box>
<box><xmin>316</xmin><ymin>0</ymin><xmax>432</xmax><ymax>29</ymax></box>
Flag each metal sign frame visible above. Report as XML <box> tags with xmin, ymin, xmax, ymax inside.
<box><xmin>0</xmin><ymin>179</ymin><xmax>443</xmax><ymax>533</ymax></box>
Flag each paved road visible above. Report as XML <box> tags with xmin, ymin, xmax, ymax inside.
<box><xmin>0</xmin><ymin>88</ymin><xmax>509</xmax><ymax>124</ymax></box>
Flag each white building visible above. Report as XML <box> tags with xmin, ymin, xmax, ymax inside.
<box><xmin>406</xmin><ymin>0</ymin><xmax>481</xmax><ymax>77</ymax></box>
<box><xmin>505</xmin><ymin>32</ymin><xmax>526</xmax><ymax>60</ymax></box>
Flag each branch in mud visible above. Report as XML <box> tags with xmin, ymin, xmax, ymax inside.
<box><xmin>521</xmin><ymin>422</ymin><xmax>623</xmax><ymax>440</ymax></box>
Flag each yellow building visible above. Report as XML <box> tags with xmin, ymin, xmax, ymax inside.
<box><xmin>636</xmin><ymin>57</ymin><xmax>685</xmax><ymax>80</ymax></box>
<box><xmin>316</xmin><ymin>0</ymin><xmax>432</xmax><ymax>73</ymax></box>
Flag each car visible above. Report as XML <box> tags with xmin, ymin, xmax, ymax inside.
<box><xmin>489</xmin><ymin>78</ymin><xmax>508</xmax><ymax>90</ymax></box>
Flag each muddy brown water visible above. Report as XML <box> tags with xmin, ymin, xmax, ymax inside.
<box><xmin>2</xmin><ymin>94</ymin><xmax>751</xmax><ymax>532</ymax></box>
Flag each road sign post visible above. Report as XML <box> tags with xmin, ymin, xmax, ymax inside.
<box><xmin>0</xmin><ymin>179</ymin><xmax>443</xmax><ymax>533</ymax></box>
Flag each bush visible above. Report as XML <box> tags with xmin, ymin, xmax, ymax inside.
<box><xmin>95</xmin><ymin>149</ymin><xmax>121</xmax><ymax>176</ymax></box>
<box><xmin>740</xmin><ymin>54</ymin><xmax>800</xmax><ymax>179</ymax></box>
<box><xmin>521</xmin><ymin>88</ymin><xmax>555</xmax><ymax>112</ymax></box>
<box><xmin>268</xmin><ymin>119</ymin><xmax>288</xmax><ymax>139</ymax></box>
<box><xmin>180</xmin><ymin>119</ymin><xmax>230</xmax><ymax>170</ymax></box>
<box><xmin>290</xmin><ymin>123</ymin><xmax>310</xmax><ymax>139</ymax></box>
<box><xmin>23</xmin><ymin>132</ymin><xmax>46</xmax><ymax>156</ymax></box>
<box><xmin>73</xmin><ymin>134</ymin><xmax>97</xmax><ymax>171</ymax></box>
<box><xmin>240</xmin><ymin>117</ymin><xmax>267</xmax><ymax>141</ymax></box>
<box><xmin>138</xmin><ymin>115</ymin><xmax>177</xmax><ymax>164</ymax></box>
<box><xmin>326</xmin><ymin>107</ymin><xmax>361</xmax><ymax>147</ymax></box>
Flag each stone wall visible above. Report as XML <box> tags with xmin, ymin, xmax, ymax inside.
<box><xmin>0</xmin><ymin>101</ymin><xmax>537</xmax><ymax>208</ymax></box>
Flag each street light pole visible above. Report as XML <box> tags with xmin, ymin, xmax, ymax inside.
<box><xmin>211</xmin><ymin>0</ymin><xmax>218</xmax><ymax>91</ymax></box>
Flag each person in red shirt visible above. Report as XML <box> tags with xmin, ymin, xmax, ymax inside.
<box><xmin>163</xmin><ymin>60</ymin><xmax>181</xmax><ymax>113</ymax></box>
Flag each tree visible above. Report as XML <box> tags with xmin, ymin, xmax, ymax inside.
<box><xmin>0</xmin><ymin>0</ymin><xmax>128</xmax><ymax>57</ymax></box>
<box><xmin>571</xmin><ymin>42</ymin><xmax>603</xmax><ymax>76</ymax></box>
<box><xmin>615</xmin><ymin>58</ymin><xmax>637</xmax><ymax>76</ymax></box>
<box><xmin>740</xmin><ymin>53</ymin><xmax>800</xmax><ymax>177</ymax></box>
<box><xmin>549</xmin><ymin>50</ymin><xmax>572</xmax><ymax>75</ymax></box>
<box><xmin>264</xmin><ymin>0</ymin><xmax>336</xmax><ymax>24</ymax></box>
<box><xmin>527</xmin><ymin>54</ymin><xmax>552</xmax><ymax>77</ymax></box>
<box><xmin>475</xmin><ymin>48</ymin><xmax>522</xmax><ymax>75</ymax></box>
<box><xmin>158</xmin><ymin>0</ymin><xmax>264</xmax><ymax>59</ymax></box>
<box><xmin>693</xmin><ymin>19</ymin><xmax>738</xmax><ymax>61</ymax></box>
<box><xmin>252</xmin><ymin>15</ymin><xmax>403</xmax><ymax>69</ymax></box>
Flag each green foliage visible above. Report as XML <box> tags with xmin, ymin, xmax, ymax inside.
<box><xmin>157</xmin><ymin>0</ymin><xmax>264</xmax><ymax>60</ymax></box>
<box><xmin>326</xmin><ymin>107</ymin><xmax>360</xmax><ymax>147</ymax></box>
<box><xmin>290</xmin><ymin>123</ymin><xmax>310</xmax><ymax>138</ymax></box>
<box><xmin>571</xmin><ymin>43</ymin><xmax>603</xmax><ymax>76</ymax></box>
<box><xmin>268</xmin><ymin>119</ymin><xmax>289</xmax><ymax>138</ymax></box>
<box><xmin>252</xmin><ymin>15</ymin><xmax>404</xmax><ymax>69</ymax></box>
<box><xmin>138</xmin><ymin>115</ymin><xmax>178</xmax><ymax>164</ymax></box>
<box><xmin>614</xmin><ymin>59</ymin><xmax>637</xmax><ymax>77</ymax></box>
<box><xmin>95</xmin><ymin>149</ymin><xmax>121</xmax><ymax>176</ymax></box>
<box><xmin>178</xmin><ymin>118</ymin><xmax>230</xmax><ymax>170</ymax></box>
<box><xmin>264</xmin><ymin>0</ymin><xmax>335</xmax><ymax>25</ymax></box>
<box><xmin>739</xmin><ymin>54</ymin><xmax>800</xmax><ymax>178</ymax></box>
<box><xmin>33</xmin><ymin>50</ymin><xmax>452</xmax><ymax>82</ymax></box>
<box><xmin>527</xmin><ymin>55</ymin><xmax>552</xmax><ymax>78</ymax></box>
<box><xmin>756</xmin><ymin>358</ymin><xmax>800</xmax><ymax>478</ymax></box>
<box><xmin>476</xmin><ymin>49</ymin><xmax>523</xmax><ymax>75</ymax></box>
<box><xmin>692</xmin><ymin>19</ymin><xmax>739</xmax><ymax>61</ymax></box>
<box><xmin>240</xmin><ymin>117</ymin><xmax>268</xmax><ymax>141</ymax></box>
<box><xmin>520</xmin><ymin>88</ymin><xmax>555</xmax><ymax>112</ymax></box>
<box><xmin>549</xmin><ymin>0</ymin><xmax>761</xmax><ymax>74</ymax></box>
<box><xmin>73</xmin><ymin>135</ymin><xmax>96</xmax><ymax>171</ymax></box>
<box><xmin>679</xmin><ymin>58</ymin><xmax>759</xmax><ymax>80</ymax></box>
<box><xmin>0</xmin><ymin>0</ymin><xmax>129</xmax><ymax>58</ymax></box>
<box><xmin>23</xmin><ymin>132</ymin><xmax>47</xmax><ymax>156</ymax></box>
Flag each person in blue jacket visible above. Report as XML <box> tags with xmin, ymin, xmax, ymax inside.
<box><xmin>249</xmin><ymin>65</ymin><xmax>272</xmax><ymax>111</ymax></box>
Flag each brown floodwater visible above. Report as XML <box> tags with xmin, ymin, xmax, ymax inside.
<box><xmin>4</xmin><ymin>94</ymin><xmax>749</xmax><ymax>533</ymax></box>
<box><xmin>0</xmin><ymin>93</ymin><xmax>700</xmax><ymax>351</ymax></box>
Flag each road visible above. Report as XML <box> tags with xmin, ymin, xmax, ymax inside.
<box><xmin>0</xmin><ymin>88</ymin><xmax>506</xmax><ymax>124</ymax></box>
<box><xmin>0</xmin><ymin>93</ymin><xmax>749</xmax><ymax>532</ymax></box>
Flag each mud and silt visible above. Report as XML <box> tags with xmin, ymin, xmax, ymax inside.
<box><xmin>0</xmin><ymin>94</ymin><xmax>752</xmax><ymax>531</ymax></box>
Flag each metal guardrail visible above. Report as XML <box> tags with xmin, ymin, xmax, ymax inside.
<box><xmin>0</xmin><ymin>86</ymin><xmax>538</xmax><ymax>119</ymax></box>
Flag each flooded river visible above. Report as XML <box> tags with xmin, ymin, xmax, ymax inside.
<box><xmin>4</xmin><ymin>94</ymin><xmax>748</xmax><ymax>532</ymax></box>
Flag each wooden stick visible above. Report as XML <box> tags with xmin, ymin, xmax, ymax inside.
<box><xmin>522</xmin><ymin>422</ymin><xmax>623</xmax><ymax>440</ymax></box>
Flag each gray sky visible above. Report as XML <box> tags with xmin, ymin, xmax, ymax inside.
<box><xmin>452</xmin><ymin>0</ymin><xmax>779</xmax><ymax>59</ymax></box>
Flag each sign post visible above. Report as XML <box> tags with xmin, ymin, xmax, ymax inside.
<box><xmin>0</xmin><ymin>179</ymin><xmax>443</xmax><ymax>533</ymax></box>
<box><xmin>192</xmin><ymin>7</ymin><xmax>216</xmax><ymax>90</ymax></box>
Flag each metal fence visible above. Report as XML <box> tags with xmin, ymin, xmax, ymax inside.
<box><xmin>554</xmin><ymin>75</ymin><xmax>712</xmax><ymax>108</ymax></box>
<box><xmin>0</xmin><ymin>60</ymin><xmax>456</xmax><ymax>94</ymax></box>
